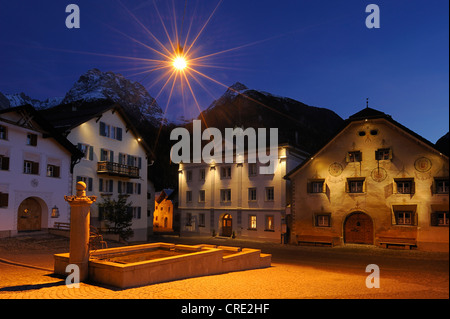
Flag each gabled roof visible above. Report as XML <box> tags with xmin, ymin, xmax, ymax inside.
<box><xmin>0</xmin><ymin>104</ymin><xmax>84</xmax><ymax>172</ymax></box>
<box><xmin>39</xmin><ymin>100</ymin><xmax>153</xmax><ymax>158</ymax></box>
<box><xmin>285</xmin><ymin>107</ymin><xmax>448</xmax><ymax>179</ymax></box>
<box><xmin>0</xmin><ymin>104</ymin><xmax>83</xmax><ymax>159</ymax></box>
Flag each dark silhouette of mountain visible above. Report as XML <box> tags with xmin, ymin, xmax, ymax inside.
<box><xmin>193</xmin><ymin>82</ymin><xmax>344</xmax><ymax>154</ymax></box>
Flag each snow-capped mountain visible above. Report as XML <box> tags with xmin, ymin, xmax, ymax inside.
<box><xmin>2</xmin><ymin>68</ymin><xmax>164</xmax><ymax>126</ymax></box>
<box><xmin>4</xmin><ymin>92</ymin><xmax>63</xmax><ymax>110</ymax></box>
<box><xmin>62</xmin><ymin>68</ymin><xmax>164</xmax><ymax>126</ymax></box>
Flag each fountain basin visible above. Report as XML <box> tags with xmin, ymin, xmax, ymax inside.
<box><xmin>54</xmin><ymin>242</ymin><xmax>271</xmax><ymax>288</ymax></box>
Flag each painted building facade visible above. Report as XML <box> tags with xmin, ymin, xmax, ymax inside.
<box><xmin>286</xmin><ymin>108</ymin><xmax>449</xmax><ymax>251</ymax></box>
<box><xmin>41</xmin><ymin>102</ymin><xmax>151</xmax><ymax>241</ymax></box>
<box><xmin>0</xmin><ymin>105</ymin><xmax>82</xmax><ymax>237</ymax></box>
<box><xmin>154</xmin><ymin>189</ymin><xmax>175</xmax><ymax>231</ymax></box>
<box><xmin>178</xmin><ymin>145</ymin><xmax>307</xmax><ymax>242</ymax></box>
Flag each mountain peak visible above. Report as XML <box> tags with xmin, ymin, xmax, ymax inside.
<box><xmin>62</xmin><ymin>68</ymin><xmax>164</xmax><ymax>125</ymax></box>
<box><xmin>228</xmin><ymin>82</ymin><xmax>248</xmax><ymax>92</ymax></box>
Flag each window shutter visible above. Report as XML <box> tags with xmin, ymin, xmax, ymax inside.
<box><xmin>77</xmin><ymin>143</ymin><xmax>82</xmax><ymax>150</ymax></box>
<box><xmin>345</xmin><ymin>153</ymin><xmax>350</xmax><ymax>163</ymax></box>
<box><xmin>88</xmin><ymin>178</ymin><xmax>93</xmax><ymax>192</ymax></box>
<box><xmin>393</xmin><ymin>180</ymin><xmax>398</xmax><ymax>194</ymax></box>
<box><xmin>109</xmin><ymin>151</ymin><xmax>114</xmax><ymax>163</ymax></box>
<box><xmin>31</xmin><ymin>162</ymin><xmax>39</xmax><ymax>175</ymax></box>
<box><xmin>116</xmin><ymin>127</ymin><xmax>122</xmax><ymax>141</ymax></box>
<box><xmin>54</xmin><ymin>166</ymin><xmax>60</xmax><ymax>178</ymax></box>
<box><xmin>118</xmin><ymin>181</ymin><xmax>122</xmax><ymax>193</ymax></box>
<box><xmin>307</xmin><ymin>181</ymin><xmax>312</xmax><ymax>193</ymax></box>
<box><xmin>109</xmin><ymin>180</ymin><xmax>113</xmax><ymax>193</ymax></box>
<box><xmin>99</xmin><ymin>178</ymin><xmax>103</xmax><ymax>192</ymax></box>
<box><xmin>413</xmin><ymin>212</ymin><xmax>418</xmax><ymax>226</ymax></box>
<box><xmin>388</xmin><ymin>148</ymin><xmax>393</xmax><ymax>160</ymax></box>
<box><xmin>0</xmin><ymin>193</ymin><xmax>9</xmax><ymax>207</ymax></box>
<box><xmin>118</xmin><ymin>153</ymin><xmax>123</xmax><ymax>164</ymax></box>
<box><xmin>100</xmin><ymin>149</ymin><xmax>105</xmax><ymax>161</ymax></box>
<box><xmin>1</xmin><ymin>157</ymin><xmax>9</xmax><ymax>170</ymax></box>
<box><xmin>100</xmin><ymin>122</ymin><xmax>106</xmax><ymax>136</ymax></box>
<box><xmin>138</xmin><ymin>157</ymin><xmax>142</xmax><ymax>169</ymax></box>
<box><xmin>345</xmin><ymin>181</ymin><xmax>349</xmax><ymax>193</ymax></box>
<box><xmin>432</xmin><ymin>179</ymin><xmax>437</xmax><ymax>194</ymax></box>
<box><xmin>137</xmin><ymin>183</ymin><xmax>141</xmax><ymax>195</ymax></box>
<box><xmin>98</xmin><ymin>206</ymin><xmax>104</xmax><ymax>221</ymax></box>
<box><xmin>363</xmin><ymin>179</ymin><xmax>367</xmax><ymax>193</ymax></box>
<box><xmin>89</xmin><ymin>146</ymin><xmax>94</xmax><ymax>161</ymax></box>
<box><xmin>137</xmin><ymin>207</ymin><xmax>141</xmax><ymax>219</ymax></box>
<box><xmin>322</xmin><ymin>181</ymin><xmax>327</xmax><ymax>193</ymax></box>
<box><xmin>430</xmin><ymin>212</ymin><xmax>438</xmax><ymax>226</ymax></box>
<box><xmin>411</xmin><ymin>180</ymin><xmax>416</xmax><ymax>194</ymax></box>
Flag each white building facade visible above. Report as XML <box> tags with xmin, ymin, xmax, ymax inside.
<box><xmin>0</xmin><ymin>106</ymin><xmax>82</xmax><ymax>237</ymax></box>
<box><xmin>178</xmin><ymin>145</ymin><xmax>307</xmax><ymax>242</ymax></box>
<box><xmin>42</xmin><ymin>103</ymin><xmax>151</xmax><ymax>241</ymax></box>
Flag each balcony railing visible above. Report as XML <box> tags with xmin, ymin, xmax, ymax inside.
<box><xmin>97</xmin><ymin>161</ymin><xmax>140</xmax><ymax>179</ymax></box>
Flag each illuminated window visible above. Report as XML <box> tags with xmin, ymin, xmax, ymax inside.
<box><xmin>249</xmin><ymin>215</ymin><xmax>257</xmax><ymax>230</ymax></box>
<box><xmin>394</xmin><ymin>178</ymin><xmax>415</xmax><ymax>194</ymax></box>
<box><xmin>265</xmin><ymin>215</ymin><xmax>274</xmax><ymax>231</ymax></box>
<box><xmin>396</xmin><ymin>211</ymin><xmax>413</xmax><ymax>225</ymax></box>
<box><xmin>346</xmin><ymin>178</ymin><xmax>365</xmax><ymax>193</ymax></box>
<box><xmin>308</xmin><ymin>180</ymin><xmax>325</xmax><ymax>193</ymax></box>
<box><xmin>46</xmin><ymin>164</ymin><xmax>60</xmax><ymax>178</ymax></box>
<box><xmin>435</xmin><ymin>178</ymin><xmax>449</xmax><ymax>194</ymax></box>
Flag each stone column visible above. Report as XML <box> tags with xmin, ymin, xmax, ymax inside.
<box><xmin>64</xmin><ymin>181</ymin><xmax>96</xmax><ymax>281</ymax></box>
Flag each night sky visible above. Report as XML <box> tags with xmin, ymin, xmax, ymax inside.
<box><xmin>0</xmin><ymin>0</ymin><xmax>448</xmax><ymax>143</ymax></box>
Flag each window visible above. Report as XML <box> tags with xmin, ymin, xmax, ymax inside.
<box><xmin>396</xmin><ymin>211</ymin><xmax>413</xmax><ymax>225</ymax></box>
<box><xmin>46</xmin><ymin>164</ymin><xmax>60</xmax><ymax>178</ymax></box>
<box><xmin>199</xmin><ymin>213</ymin><xmax>205</xmax><ymax>227</ymax></box>
<box><xmin>220</xmin><ymin>166</ymin><xmax>232</xmax><ymax>179</ymax></box>
<box><xmin>434</xmin><ymin>178</ymin><xmax>449</xmax><ymax>194</ymax></box>
<box><xmin>265</xmin><ymin>215</ymin><xmax>274</xmax><ymax>231</ymax></box>
<box><xmin>248</xmin><ymin>188</ymin><xmax>257</xmax><ymax>201</ymax></box>
<box><xmin>265</xmin><ymin>187</ymin><xmax>274</xmax><ymax>201</ymax></box>
<box><xmin>186</xmin><ymin>170</ymin><xmax>192</xmax><ymax>182</ymax></box>
<box><xmin>346</xmin><ymin>178</ymin><xmax>365</xmax><ymax>193</ymax></box>
<box><xmin>186</xmin><ymin>213</ymin><xmax>192</xmax><ymax>226</ymax></box>
<box><xmin>249</xmin><ymin>215</ymin><xmax>257</xmax><ymax>230</ymax></box>
<box><xmin>431</xmin><ymin>211</ymin><xmax>449</xmax><ymax>227</ymax></box>
<box><xmin>248</xmin><ymin>163</ymin><xmax>258</xmax><ymax>176</ymax></box>
<box><xmin>186</xmin><ymin>190</ymin><xmax>192</xmax><ymax>203</ymax></box>
<box><xmin>347</xmin><ymin>151</ymin><xmax>362</xmax><ymax>162</ymax></box>
<box><xmin>199</xmin><ymin>190</ymin><xmax>205</xmax><ymax>202</ymax></box>
<box><xmin>199</xmin><ymin>169</ymin><xmax>206</xmax><ymax>181</ymax></box>
<box><xmin>220</xmin><ymin>189</ymin><xmax>231</xmax><ymax>202</ymax></box>
<box><xmin>0</xmin><ymin>156</ymin><xmax>10</xmax><ymax>171</ymax></box>
<box><xmin>308</xmin><ymin>179</ymin><xmax>325</xmax><ymax>193</ymax></box>
<box><xmin>77</xmin><ymin>143</ymin><xmax>94</xmax><ymax>160</ymax></box>
<box><xmin>129</xmin><ymin>207</ymin><xmax>141</xmax><ymax>219</ymax></box>
<box><xmin>375</xmin><ymin>148</ymin><xmax>392</xmax><ymax>160</ymax></box>
<box><xmin>99</xmin><ymin>179</ymin><xmax>114</xmax><ymax>193</ymax></box>
<box><xmin>0</xmin><ymin>192</ymin><xmax>8</xmax><ymax>208</ymax></box>
<box><xmin>394</xmin><ymin>178</ymin><xmax>415</xmax><ymax>194</ymax></box>
<box><xmin>315</xmin><ymin>214</ymin><xmax>331</xmax><ymax>227</ymax></box>
<box><xmin>0</xmin><ymin>125</ymin><xmax>7</xmax><ymax>140</ymax></box>
<box><xmin>100</xmin><ymin>149</ymin><xmax>114</xmax><ymax>162</ymax></box>
<box><xmin>26</xmin><ymin>133</ymin><xmax>37</xmax><ymax>146</ymax></box>
<box><xmin>100</xmin><ymin>122</ymin><xmax>122</xmax><ymax>141</ymax></box>
<box><xmin>24</xmin><ymin>160</ymin><xmax>39</xmax><ymax>175</ymax></box>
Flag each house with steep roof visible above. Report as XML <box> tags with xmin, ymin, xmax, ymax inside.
<box><xmin>40</xmin><ymin>101</ymin><xmax>153</xmax><ymax>241</ymax></box>
<box><xmin>0</xmin><ymin>105</ymin><xmax>83</xmax><ymax>237</ymax></box>
<box><xmin>285</xmin><ymin>107</ymin><xmax>449</xmax><ymax>251</ymax></box>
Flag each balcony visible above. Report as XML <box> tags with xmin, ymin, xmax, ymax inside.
<box><xmin>97</xmin><ymin>161</ymin><xmax>140</xmax><ymax>179</ymax></box>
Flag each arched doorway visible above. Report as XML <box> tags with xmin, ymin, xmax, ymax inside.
<box><xmin>221</xmin><ymin>214</ymin><xmax>233</xmax><ymax>237</ymax></box>
<box><xmin>17</xmin><ymin>197</ymin><xmax>42</xmax><ymax>232</ymax></box>
<box><xmin>344</xmin><ymin>212</ymin><xmax>373</xmax><ymax>244</ymax></box>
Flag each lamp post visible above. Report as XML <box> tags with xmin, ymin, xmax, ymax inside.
<box><xmin>64</xmin><ymin>181</ymin><xmax>96</xmax><ymax>281</ymax></box>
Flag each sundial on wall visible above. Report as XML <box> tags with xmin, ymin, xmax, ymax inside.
<box><xmin>31</xmin><ymin>179</ymin><xmax>39</xmax><ymax>188</ymax></box>
<box><xmin>371</xmin><ymin>167</ymin><xmax>387</xmax><ymax>182</ymax></box>
<box><xmin>328</xmin><ymin>162</ymin><xmax>343</xmax><ymax>177</ymax></box>
<box><xmin>414</xmin><ymin>157</ymin><xmax>432</xmax><ymax>172</ymax></box>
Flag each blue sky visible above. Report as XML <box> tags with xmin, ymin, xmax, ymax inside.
<box><xmin>0</xmin><ymin>0</ymin><xmax>448</xmax><ymax>142</ymax></box>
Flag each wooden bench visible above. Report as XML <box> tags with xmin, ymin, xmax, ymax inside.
<box><xmin>53</xmin><ymin>222</ymin><xmax>70</xmax><ymax>230</ymax></box>
<box><xmin>378</xmin><ymin>237</ymin><xmax>417</xmax><ymax>250</ymax></box>
<box><xmin>297</xmin><ymin>235</ymin><xmax>334</xmax><ymax>247</ymax></box>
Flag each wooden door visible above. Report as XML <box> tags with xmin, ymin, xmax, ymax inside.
<box><xmin>17</xmin><ymin>198</ymin><xmax>42</xmax><ymax>231</ymax></box>
<box><xmin>221</xmin><ymin>214</ymin><xmax>233</xmax><ymax>237</ymax></box>
<box><xmin>344</xmin><ymin>212</ymin><xmax>373</xmax><ymax>244</ymax></box>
